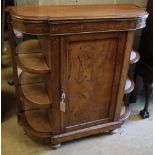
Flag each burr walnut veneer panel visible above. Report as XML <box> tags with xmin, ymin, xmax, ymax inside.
<box><xmin>60</xmin><ymin>32</ymin><xmax>126</xmax><ymax>131</ymax></box>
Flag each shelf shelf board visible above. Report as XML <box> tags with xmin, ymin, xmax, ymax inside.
<box><xmin>25</xmin><ymin>110</ymin><xmax>52</xmax><ymax>133</ymax></box>
<box><xmin>16</xmin><ymin>39</ymin><xmax>41</xmax><ymax>54</ymax></box>
<box><xmin>16</xmin><ymin>53</ymin><xmax>49</xmax><ymax>74</ymax></box>
<box><xmin>20</xmin><ymin>83</ymin><xmax>51</xmax><ymax>109</ymax></box>
<box><xmin>130</xmin><ymin>50</ymin><xmax>140</xmax><ymax>64</ymax></box>
<box><xmin>119</xmin><ymin>102</ymin><xmax>131</xmax><ymax>123</ymax></box>
<box><xmin>19</xmin><ymin>71</ymin><xmax>43</xmax><ymax>85</ymax></box>
<box><xmin>124</xmin><ymin>78</ymin><xmax>135</xmax><ymax>94</ymax></box>
<box><xmin>19</xmin><ymin>109</ymin><xmax>52</xmax><ymax>140</ymax></box>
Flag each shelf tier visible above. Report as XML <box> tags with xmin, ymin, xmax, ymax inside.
<box><xmin>19</xmin><ymin>71</ymin><xmax>43</xmax><ymax>85</ymax></box>
<box><xmin>130</xmin><ymin>50</ymin><xmax>140</xmax><ymax>64</ymax></box>
<box><xmin>18</xmin><ymin>102</ymin><xmax>130</xmax><ymax>143</ymax></box>
<box><xmin>19</xmin><ymin>109</ymin><xmax>52</xmax><ymax>141</ymax></box>
<box><xmin>124</xmin><ymin>77</ymin><xmax>135</xmax><ymax>94</ymax></box>
<box><xmin>16</xmin><ymin>53</ymin><xmax>49</xmax><ymax>74</ymax></box>
<box><xmin>16</xmin><ymin>39</ymin><xmax>41</xmax><ymax>54</ymax></box>
<box><xmin>119</xmin><ymin>102</ymin><xmax>131</xmax><ymax>123</ymax></box>
<box><xmin>20</xmin><ymin>83</ymin><xmax>51</xmax><ymax>109</ymax></box>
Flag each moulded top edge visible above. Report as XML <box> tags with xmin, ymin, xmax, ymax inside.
<box><xmin>9</xmin><ymin>4</ymin><xmax>148</xmax><ymax>22</ymax></box>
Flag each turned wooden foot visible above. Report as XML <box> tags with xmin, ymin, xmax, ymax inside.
<box><xmin>110</xmin><ymin>129</ymin><xmax>119</xmax><ymax>135</ymax></box>
<box><xmin>52</xmin><ymin>144</ymin><xmax>61</xmax><ymax>149</ymax></box>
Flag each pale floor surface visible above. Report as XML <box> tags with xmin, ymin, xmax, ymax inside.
<box><xmin>2</xmin><ymin>41</ymin><xmax>153</xmax><ymax>155</ymax></box>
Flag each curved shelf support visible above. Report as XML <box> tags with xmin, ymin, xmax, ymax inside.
<box><xmin>18</xmin><ymin>71</ymin><xmax>43</xmax><ymax>85</ymax></box>
<box><xmin>16</xmin><ymin>53</ymin><xmax>49</xmax><ymax>74</ymax></box>
<box><xmin>20</xmin><ymin>83</ymin><xmax>51</xmax><ymax>109</ymax></box>
<box><xmin>119</xmin><ymin>102</ymin><xmax>131</xmax><ymax>123</ymax></box>
<box><xmin>16</xmin><ymin>39</ymin><xmax>41</xmax><ymax>54</ymax></box>
<box><xmin>18</xmin><ymin>110</ymin><xmax>52</xmax><ymax>142</ymax></box>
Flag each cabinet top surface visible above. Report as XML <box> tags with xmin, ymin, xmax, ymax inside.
<box><xmin>10</xmin><ymin>4</ymin><xmax>148</xmax><ymax>21</ymax></box>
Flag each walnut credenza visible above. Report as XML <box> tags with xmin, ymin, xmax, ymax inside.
<box><xmin>8</xmin><ymin>4</ymin><xmax>148</xmax><ymax>148</ymax></box>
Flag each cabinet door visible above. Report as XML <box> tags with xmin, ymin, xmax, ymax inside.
<box><xmin>60</xmin><ymin>32</ymin><xmax>127</xmax><ymax>131</ymax></box>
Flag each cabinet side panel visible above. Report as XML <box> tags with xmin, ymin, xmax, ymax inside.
<box><xmin>114</xmin><ymin>31</ymin><xmax>135</xmax><ymax>121</ymax></box>
<box><xmin>108</xmin><ymin>32</ymin><xmax>127</xmax><ymax>120</ymax></box>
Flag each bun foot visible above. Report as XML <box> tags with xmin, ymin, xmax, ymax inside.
<box><xmin>52</xmin><ymin>144</ymin><xmax>61</xmax><ymax>149</ymax></box>
<box><xmin>110</xmin><ymin>129</ymin><xmax>119</xmax><ymax>135</ymax></box>
<box><xmin>140</xmin><ymin>109</ymin><xmax>149</xmax><ymax>119</ymax></box>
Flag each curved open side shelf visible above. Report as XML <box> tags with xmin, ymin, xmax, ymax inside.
<box><xmin>20</xmin><ymin>83</ymin><xmax>51</xmax><ymax>109</ymax></box>
<box><xmin>16</xmin><ymin>53</ymin><xmax>49</xmax><ymax>74</ymax></box>
<box><xmin>119</xmin><ymin>102</ymin><xmax>131</xmax><ymax>123</ymax></box>
<box><xmin>19</xmin><ymin>71</ymin><xmax>43</xmax><ymax>85</ymax></box>
<box><xmin>16</xmin><ymin>39</ymin><xmax>41</xmax><ymax>54</ymax></box>
<box><xmin>124</xmin><ymin>77</ymin><xmax>135</xmax><ymax>94</ymax></box>
<box><xmin>18</xmin><ymin>110</ymin><xmax>52</xmax><ymax>141</ymax></box>
<box><xmin>130</xmin><ymin>50</ymin><xmax>140</xmax><ymax>64</ymax></box>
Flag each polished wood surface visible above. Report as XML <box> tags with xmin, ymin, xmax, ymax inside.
<box><xmin>19</xmin><ymin>71</ymin><xmax>43</xmax><ymax>84</ymax></box>
<box><xmin>20</xmin><ymin>83</ymin><xmax>50</xmax><ymax>109</ymax></box>
<box><xmin>113</xmin><ymin>31</ymin><xmax>134</xmax><ymax>121</ymax></box>
<box><xmin>16</xmin><ymin>39</ymin><xmax>41</xmax><ymax>54</ymax></box>
<box><xmin>16</xmin><ymin>53</ymin><xmax>49</xmax><ymax>74</ymax></box>
<box><xmin>8</xmin><ymin>3</ymin><xmax>148</xmax><ymax>33</ymax></box>
<box><xmin>9</xmin><ymin>4</ymin><xmax>148</xmax><ymax>35</ymax></box>
<box><xmin>18</xmin><ymin>109</ymin><xmax>52</xmax><ymax>140</ymax></box>
<box><xmin>52</xmin><ymin>102</ymin><xmax>130</xmax><ymax>145</ymax></box>
<box><xmin>7</xmin><ymin>4</ymin><xmax>148</xmax><ymax>147</ymax></box>
<box><xmin>10</xmin><ymin>4</ymin><xmax>147</xmax><ymax>21</ymax></box>
<box><xmin>50</xmin><ymin>20</ymin><xmax>137</xmax><ymax>35</ymax></box>
<box><xmin>25</xmin><ymin>110</ymin><xmax>52</xmax><ymax>133</ymax></box>
<box><xmin>61</xmin><ymin>32</ymin><xmax>126</xmax><ymax>131</ymax></box>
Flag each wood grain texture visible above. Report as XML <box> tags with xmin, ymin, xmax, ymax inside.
<box><xmin>18</xmin><ymin>71</ymin><xmax>43</xmax><ymax>84</ymax></box>
<box><xmin>38</xmin><ymin>35</ymin><xmax>51</xmax><ymax>67</ymax></box>
<box><xmin>16</xmin><ymin>39</ymin><xmax>41</xmax><ymax>54</ymax></box>
<box><xmin>20</xmin><ymin>83</ymin><xmax>51</xmax><ymax>109</ymax></box>
<box><xmin>9</xmin><ymin>4</ymin><xmax>148</xmax><ymax>35</ymax></box>
<box><xmin>12</xmin><ymin>17</ymin><xmax>49</xmax><ymax>34</ymax></box>
<box><xmin>25</xmin><ymin>110</ymin><xmax>51</xmax><ymax>133</ymax></box>
<box><xmin>10</xmin><ymin>4</ymin><xmax>148</xmax><ymax>21</ymax></box>
<box><xmin>51</xmin><ymin>121</ymin><xmax>121</xmax><ymax>145</ymax></box>
<box><xmin>60</xmin><ymin>32</ymin><xmax>127</xmax><ymax>131</ymax></box>
<box><xmin>16</xmin><ymin>53</ymin><xmax>49</xmax><ymax>74</ymax></box>
<box><xmin>7</xmin><ymin>13</ymin><xmax>23</xmax><ymax>114</ymax></box>
<box><xmin>19</xmin><ymin>109</ymin><xmax>52</xmax><ymax>138</ymax></box>
<box><xmin>52</xmin><ymin>102</ymin><xmax>131</xmax><ymax>145</ymax></box>
<box><xmin>114</xmin><ymin>31</ymin><xmax>134</xmax><ymax>121</ymax></box>
<box><xmin>47</xmin><ymin>36</ymin><xmax>61</xmax><ymax>134</ymax></box>
<box><xmin>50</xmin><ymin>20</ymin><xmax>137</xmax><ymax>35</ymax></box>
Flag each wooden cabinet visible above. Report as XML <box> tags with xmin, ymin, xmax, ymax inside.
<box><xmin>7</xmin><ymin>4</ymin><xmax>148</xmax><ymax>148</ymax></box>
